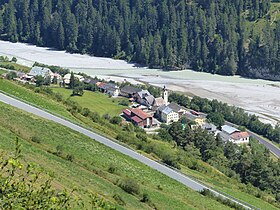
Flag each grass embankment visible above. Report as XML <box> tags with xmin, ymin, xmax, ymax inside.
<box><xmin>0</xmin><ymin>61</ymin><xmax>31</xmax><ymax>72</ymax></box>
<box><xmin>0</xmin><ymin>69</ymin><xmax>6</xmax><ymax>75</ymax></box>
<box><xmin>0</xmin><ymin>79</ymin><xmax>278</xmax><ymax>209</ymax></box>
<box><xmin>52</xmin><ymin>87</ymin><xmax>129</xmax><ymax>116</ymax></box>
<box><xmin>0</xmin><ymin>102</ymin><xmax>231</xmax><ymax>210</ymax></box>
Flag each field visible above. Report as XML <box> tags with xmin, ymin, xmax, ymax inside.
<box><xmin>0</xmin><ymin>79</ymin><xmax>278</xmax><ymax>209</ymax></box>
<box><xmin>52</xmin><ymin>87</ymin><xmax>129</xmax><ymax>116</ymax></box>
<box><xmin>0</xmin><ymin>61</ymin><xmax>31</xmax><ymax>72</ymax></box>
<box><xmin>0</xmin><ymin>101</ymin><xmax>232</xmax><ymax>210</ymax></box>
<box><xmin>0</xmin><ymin>69</ymin><xmax>6</xmax><ymax>75</ymax></box>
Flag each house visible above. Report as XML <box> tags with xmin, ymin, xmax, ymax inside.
<box><xmin>63</xmin><ymin>73</ymin><xmax>84</xmax><ymax>84</ymax></box>
<box><xmin>103</xmin><ymin>83</ymin><xmax>120</xmax><ymax>97</ymax></box>
<box><xmin>157</xmin><ymin>102</ymin><xmax>187</xmax><ymax>124</ymax></box>
<box><xmin>220</xmin><ymin>125</ymin><xmax>250</xmax><ymax>144</ymax></box>
<box><xmin>135</xmin><ymin>90</ymin><xmax>155</xmax><ymax>107</ymax></box>
<box><xmin>184</xmin><ymin>111</ymin><xmax>205</xmax><ymax>126</ymax></box>
<box><xmin>122</xmin><ymin>108</ymin><xmax>153</xmax><ymax>128</ymax></box>
<box><xmin>83</xmin><ymin>78</ymin><xmax>99</xmax><ymax>85</ymax></box>
<box><xmin>201</xmin><ymin>123</ymin><xmax>219</xmax><ymax>136</ymax></box>
<box><xmin>120</xmin><ymin>85</ymin><xmax>142</xmax><ymax>98</ymax></box>
<box><xmin>28</xmin><ymin>66</ymin><xmax>53</xmax><ymax>79</ymax></box>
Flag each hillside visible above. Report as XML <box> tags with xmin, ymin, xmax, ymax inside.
<box><xmin>0</xmin><ymin>101</ymin><xmax>236</xmax><ymax>210</ymax></box>
<box><xmin>0</xmin><ymin>0</ymin><xmax>279</xmax><ymax>80</ymax></box>
<box><xmin>0</xmin><ymin>77</ymin><xmax>279</xmax><ymax>209</ymax></box>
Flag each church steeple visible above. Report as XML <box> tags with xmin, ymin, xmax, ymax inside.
<box><xmin>162</xmin><ymin>85</ymin><xmax>169</xmax><ymax>105</ymax></box>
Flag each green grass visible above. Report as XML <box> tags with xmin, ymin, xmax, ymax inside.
<box><xmin>0</xmin><ymin>102</ymin><xmax>232</xmax><ymax>210</ymax></box>
<box><xmin>52</xmin><ymin>87</ymin><xmax>129</xmax><ymax>117</ymax></box>
<box><xmin>0</xmin><ymin>79</ymin><xmax>278</xmax><ymax>209</ymax></box>
<box><xmin>0</xmin><ymin>61</ymin><xmax>31</xmax><ymax>72</ymax></box>
<box><xmin>0</xmin><ymin>79</ymin><xmax>76</xmax><ymax>121</ymax></box>
<box><xmin>0</xmin><ymin>69</ymin><xmax>6</xmax><ymax>75</ymax></box>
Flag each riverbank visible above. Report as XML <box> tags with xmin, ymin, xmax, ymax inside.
<box><xmin>0</xmin><ymin>40</ymin><xmax>279</xmax><ymax>126</ymax></box>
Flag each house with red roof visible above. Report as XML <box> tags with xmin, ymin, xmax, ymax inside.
<box><xmin>123</xmin><ymin>108</ymin><xmax>153</xmax><ymax>128</ymax></box>
<box><xmin>220</xmin><ymin>125</ymin><xmax>250</xmax><ymax>144</ymax></box>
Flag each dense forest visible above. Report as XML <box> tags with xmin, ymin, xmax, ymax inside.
<box><xmin>0</xmin><ymin>0</ymin><xmax>279</xmax><ymax>80</ymax></box>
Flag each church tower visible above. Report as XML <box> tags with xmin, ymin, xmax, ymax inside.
<box><xmin>163</xmin><ymin>86</ymin><xmax>169</xmax><ymax>105</ymax></box>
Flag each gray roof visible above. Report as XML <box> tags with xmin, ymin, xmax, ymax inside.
<box><xmin>158</xmin><ymin>105</ymin><xmax>167</xmax><ymax>112</ymax></box>
<box><xmin>153</xmin><ymin>97</ymin><xmax>165</xmax><ymax>107</ymax></box>
<box><xmin>29</xmin><ymin>66</ymin><xmax>52</xmax><ymax>77</ymax></box>
<box><xmin>120</xmin><ymin>85</ymin><xmax>142</xmax><ymax>94</ymax></box>
<box><xmin>84</xmin><ymin>78</ymin><xmax>99</xmax><ymax>85</ymax></box>
<box><xmin>167</xmin><ymin>102</ymin><xmax>183</xmax><ymax>113</ymax></box>
<box><xmin>162</xmin><ymin>106</ymin><xmax>173</xmax><ymax>115</ymax></box>
<box><xmin>137</xmin><ymin>90</ymin><xmax>151</xmax><ymax>98</ymax></box>
<box><xmin>202</xmin><ymin>123</ymin><xmax>217</xmax><ymax>131</ymax></box>
<box><xmin>144</xmin><ymin>95</ymin><xmax>155</xmax><ymax>106</ymax></box>
<box><xmin>103</xmin><ymin>83</ymin><xmax>118</xmax><ymax>90</ymax></box>
<box><xmin>221</xmin><ymin>125</ymin><xmax>239</xmax><ymax>135</ymax></box>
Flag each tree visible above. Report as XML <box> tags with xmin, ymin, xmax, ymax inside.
<box><xmin>69</xmin><ymin>72</ymin><xmax>75</xmax><ymax>89</ymax></box>
<box><xmin>207</xmin><ymin>112</ymin><xmax>225</xmax><ymax>128</ymax></box>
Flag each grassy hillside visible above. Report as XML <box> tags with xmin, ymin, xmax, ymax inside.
<box><xmin>52</xmin><ymin>87</ymin><xmax>129</xmax><ymax>116</ymax></box>
<box><xmin>0</xmin><ymin>101</ymin><xmax>233</xmax><ymax>210</ymax></box>
<box><xmin>0</xmin><ymin>79</ymin><xmax>278</xmax><ymax>209</ymax></box>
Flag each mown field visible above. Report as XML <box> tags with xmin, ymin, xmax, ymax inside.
<box><xmin>52</xmin><ymin>87</ymin><xmax>129</xmax><ymax>117</ymax></box>
<box><xmin>0</xmin><ymin>102</ymin><xmax>233</xmax><ymax>210</ymax></box>
<box><xmin>0</xmin><ymin>61</ymin><xmax>31</xmax><ymax>72</ymax></box>
<box><xmin>0</xmin><ymin>78</ymin><xmax>278</xmax><ymax>209</ymax></box>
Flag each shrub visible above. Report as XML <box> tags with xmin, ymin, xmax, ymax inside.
<box><xmin>66</xmin><ymin>154</ymin><xmax>75</xmax><ymax>162</ymax></box>
<box><xmin>110</xmin><ymin>116</ymin><xmax>122</xmax><ymax>125</ymax></box>
<box><xmin>136</xmin><ymin>133</ymin><xmax>148</xmax><ymax>142</ymax></box>
<box><xmin>118</xmin><ymin>178</ymin><xmax>140</xmax><ymax>195</ymax></box>
<box><xmin>119</xmin><ymin>100</ymin><xmax>129</xmax><ymax>106</ymax></box>
<box><xmin>113</xmin><ymin>194</ymin><xmax>126</xmax><ymax>206</ymax></box>
<box><xmin>108</xmin><ymin>164</ymin><xmax>118</xmax><ymax>174</ymax></box>
<box><xmin>162</xmin><ymin>154</ymin><xmax>181</xmax><ymax>169</ymax></box>
<box><xmin>140</xmin><ymin>193</ymin><xmax>150</xmax><ymax>203</ymax></box>
<box><xmin>31</xmin><ymin>136</ymin><xmax>41</xmax><ymax>144</ymax></box>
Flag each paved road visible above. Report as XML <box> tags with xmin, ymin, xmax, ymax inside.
<box><xmin>225</xmin><ymin>121</ymin><xmax>280</xmax><ymax>158</ymax></box>
<box><xmin>0</xmin><ymin>93</ymin><xmax>254</xmax><ymax>209</ymax></box>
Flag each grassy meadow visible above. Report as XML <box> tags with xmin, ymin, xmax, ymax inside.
<box><xmin>0</xmin><ymin>102</ymin><xmax>233</xmax><ymax>210</ymax></box>
<box><xmin>0</xmin><ymin>61</ymin><xmax>31</xmax><ymax>72</ymax></box>
<box><xmin>52</xmin><ymin>87</ymin><xmax>129</xmax><ymax>116</ymax></box>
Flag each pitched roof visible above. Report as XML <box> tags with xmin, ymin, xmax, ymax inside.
<box><xmin>167</xmin><ymin>102</ymin><xmax>183</xmax><ymax>112</ymax></box>
<box><xmin>96</xmin><ymin>82</ymin><xmax>107</xmax><ymax>88</ymax></box>
<box><xmin>162</xmin><ymin>106</ymin><xmax>174</xmax><ymax>115</ymax></box>
<box><xmin>84</xmin><ymin>78</ymin><xmax>99</xmax><ymax>85</ymax></box>
<box><xmin>123</xmin><ymin>109</ymin><xmax>131</xmax><ymax>117</ymax></box>
<box><xmin>131</xmin><ymin>116</ymin><xmax>143</xmax><ymax>123</ymax></box>
<box><xmin>221</xmin><ymin>125</ymin><xmax>240</xmax><ymax>135</ymax></box>
<box><xmin>120</xmin><ymin>85</ymin><xmax>142</xmax><ymax>94</ymax></box>
<box><xmin>137</xmin><ymin>90</ymin><xmax>151</xmax><ymax>99</ymax></box>
<box><xmin>144</xmin><ymin>95</ymin><xmax>155</xmax><ymax>106</ymax></box>
<box><xmin>29</xmin><ymin>66</ymin><xmax>52</xmax><ymax>77</ymax></box>
<box><xmin>231</xmin><ymin>132</ymin><xmax>250</xmax><ymax>140</ymax></box>
<box><xmin>153</xmin><ymin>97</ymin><xmax>165</xmax><ymax>107</ymax></box>
<box><xmin>131</xmin><ymin>108</ymin><xmax>151</xmax><ymax>119</ymax></box>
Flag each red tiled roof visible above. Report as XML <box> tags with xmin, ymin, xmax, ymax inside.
<box><xmin>97</xmin><ymin>82</ymin><xmax>106</xmax><ymax>88</ymax></box>
<box><xmin>231</xmin><ymin>132</ymin><xmax>250</xmax><ymax>140</ymax></box>
<box><xmin>131</xmin><ymin>116</ymin><xmax>143</xmax><ymax>123</ymax></box>
<box><xmin>131</xmin><ymin>108</ymin><xmax>151</xmax><ymax>119</ymax></box>
<box><xmin>123</xmin><ymin>109</ymin><xmax>131</xmax><ymax>117</ymax></box>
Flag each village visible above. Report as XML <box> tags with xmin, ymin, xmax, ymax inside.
<box><xmin>1</xmin><ymin>65</ymin><xmax>250</xmax><ymax>145</ymax></box>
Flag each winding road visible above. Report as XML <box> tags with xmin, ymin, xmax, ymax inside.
<box><xmin>0</xmin><ymin>92</ymin><xmax>255</xmax><ymax>209</ymax></box>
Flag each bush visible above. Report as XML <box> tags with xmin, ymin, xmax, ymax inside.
<box><xmin>108</xmin><ymin>164</ymin><xmax>118</xmax><ymax>174</ymax></box>
<box><xmin>31</xmin><ymin>136</ymin><xmax>41</xmax><ymax>144</ymax></box>
<box><xmin>66</xmin><ymin>154</ymin><xmax>75</xmax><ymax>162</ymax></box>
<box><xmin>136</xmin><ymin>133</ymin><xmax>148</xmax><ymax>142</ymax></box>
<box><xmin>119</xmin><ymin>99</ymin><xmax>129</xmax><ymax>106</ymax></box>
<box><xmin>162</xmin><ymin>154</ymin><xmax>181</xmax><ymax>169</ymax></box>
<box><xmin>110</xmin><ymin>116</ymin><xmax>122</xmax><ymax>125</ymax></box>
<box><xmin>113</xmin><ymin>194</ymin><xmax>126</xmax><ymax>206</ymax></box>
<box><xmin>140</xmin><ymin>193</ymin><xmax>150</xmax><ymax>203</ymax></box>
<box><xmin>118</xmin><ymin>178</ymin><xmax>140</xmax><ymax>195</ymax></box>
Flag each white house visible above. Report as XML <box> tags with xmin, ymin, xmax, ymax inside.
<box><xmin>29</xmin><ymin>66</ymin><xmax>53</xmax><ymax>78</ymax></box>
<box><xmin>220</xmin><ymin>125</ymin><xmax>250</xmax><ymax>144</ymax></box>
<box><xmin>63</xmin><ymin>73</ymin><xmax>84</xmax><ymax>84</ymax></box>
<box><xmin>157</xmin><ymin>102</ymin><xmax>187</xmax><ymax>124</ymax></box>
